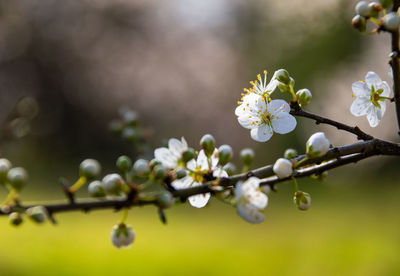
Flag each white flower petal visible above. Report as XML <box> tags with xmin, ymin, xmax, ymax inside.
<box><xmin>188</xmin><ymin>182</ymin><xmax>210</xmax><ymax>208</ymax></box>
<box><xmin>171</xmin><ymin>175</ymin><xmax>192</xmax><ymax>190</ymax></box>
<box><xmin>247</xmin><ymin>191</ymin><xmax>268</xmax><ymax>209</ymax></box>
<box><xmin>237</xmin><ymin>204</ymin><xmax>264</xmax><ymax>224</ymax></box>
<box><xmin>213</xmin><ymin>168</ymin><xmax>228</xmax><ymax>178</ymax></box>
<box><xmin>350</xmin><ymin>97</ymin><xmax>372</xmax><ymax>117</ymax></box>
<box><xmin>375</xmin><ymin>81</ymin><xmax>391</xmax><ymax>98</ymax></box>
<box><xmin>365</xmin><ymin>71</ymin><xmax>382</xmax><ymax>88</ymax></box>
<box><xmin>154</xmin><ymin>147</ymin><xmax>177</xmax><ymax>169</ymax></box>
<box><xmin>271</xmin><ymin>114</ymin><xmax>297</xmax><ymax>134</ymax></box>
<box><xmin>250</xmin><ymin>125</ymin><xmax>273</xmax><ymax>142</ymax></box>
<box><xmin>367</xmin><ymin>105</ymin><xmax>383</xmax><ymax>127</ymax></box>
<box><xmin>352</xmin><ymin>81</ymin><xmax>370</xmax><ymax>97</ymax></box>
<box><xmin>238</xmin><ymin>115</ymin><xmax>258</xmax><ymax>129</ymax></box>
<box><xmin>268</xmin><ymin>99</ymin><xmax>291</xmax><ymax>114</ymax></box>
<box><xmin>265</xmin><ymin>79</ymin><xmax>279</xmax><ymax>94</ymax></box>
<box><xmin>197</xmin><ymin>150</ymin><xmax>209</xmax><ymax>171</ymax></box>
<box><xmin>186</xmin><ymin>159</ymin><xmax>196</xmax><ymax>171</ymax></box>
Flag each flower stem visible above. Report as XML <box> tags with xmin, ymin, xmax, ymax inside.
<box><xmin>294</xmin><ymin>157</ymin><xmax>309</xmax><ymax>169</ymax></box>
<box><xmin>292</xmin><ymin>176</ymin><xmax>299</xmax><ymax>192</ymax></box>
<box><xmin>289</xmin><ymin>84</ymin><xmax>297</xmax><ymax>101</ymax></box>
<box><xmin>120</xmin><ymin>208</ymin><xmax>129</xmax><ymax>223</ymax></box>
<box><xmin>68</xmin><ymin>176</ymin><xmax>87</xmax><ymax>193</ymax></box>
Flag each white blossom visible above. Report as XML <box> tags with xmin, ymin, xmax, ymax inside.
<box><xmin>236</xmin><ymin>94</ymin><xmax>296</xmax><ymax>142</ymax></box>
<box><xmin>273</xmin><ymin>158</ymin><xmax>293</xmax><ymax>179</ymax></box>
<box><xmin>235</xmin><ymin>177</ymin><xmax>268</xmax><ymax>224</ymax></box>
<box><xmin>351</xmin><ymin>71</ymin><xmax>391</xmax><ymax>127</ymax></box>
<box><xmin>154</xmin><ymin>137</ymin><xmax>188</xmax><ymax>169</ymax></box>
<box><xmin>171</xmin><ymin>149</ymin><xmax>227</xmax><ymax>208</ymax></box>
<box><xmin>111</xmin><ymin>224</ymin><xmax>135</xmax><ymax>249</ymax></box>
<box><xmin>243</xmin><ymin>70</ymin><xmax>280</xmax><ymax>96</ymax></box>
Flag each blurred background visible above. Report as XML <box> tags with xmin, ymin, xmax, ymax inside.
<box><xmin>0</xmin><ymin>0</ymin><xmax>400</xmax><ymax>275</ymax></box>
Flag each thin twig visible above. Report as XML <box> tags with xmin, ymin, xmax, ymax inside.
<box><xmin>390</xmin><ymin>0</ymin><xmax>400</xmax><ymax>136</ymax></box>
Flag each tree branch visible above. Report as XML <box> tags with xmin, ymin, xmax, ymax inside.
<box><xmin>390</xmin><ymin>0</ymin><xmax>400</xmax><ymax>136</ymax></box>
<box><xmin>290</xmin><ymin>102</ymin><xmax>374</xmax><ymax>141</ymax></box>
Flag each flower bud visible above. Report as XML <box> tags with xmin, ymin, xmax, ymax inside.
<box><xmin>274</xmin><ymin>69</ymin><xmax>290</xmax><ymax>85</ymax></box>
<box><xmin>102</xmin><ymin>174</ymin><xmax>125</xmax><ymax>195</ymax></box>
<box><xmin>111</xmin><ymin>223</ymin><xmax>135</xmax><ymax>249</ymax></box>
<box><xmin>122</xmin><ymin>127</ymin><xmax>140</xmax><ymax>142</ymax></box>
<box><xmin>7</xmin><ymin>167</ymin><xmax>28</xmax><ymax>191</ymax></box>
<box><xmin>88</xmin><ymin>180</ymin><xmax>106</xmax><ymax>197</ymax></box>
<box><xmin>109</xmin><ymin>120</ymin><xmax>124</xmax><ymax>134</ymax></box>
<box><xmin>79</xmin><ymin>159</ymin><xmax>101</xmax><ymax>180</ymax></box>
<box><xmin>384</xmin><ymin>12</ymin><xmax>400</xmax><ymax>31</ymax></box>
<box><xmin>296</xmin><ymin>88</ymin><xmax>312</xmax><ymax>107</ymax></box>
<box><xmin>132</xmin><ymin>159</ymin><xmax>150</xmax><ymax>178</ymax></box>
<box><xmin>182</xmin><ymin>148</ymin><xmax>196</xmax><ymax>163</ymax></box>
<box><xmin>294</xmin><ymin>191</ymin><xmax>311</xmax><ymax>211</ymax></box>
<box><xmin>116</xmin><ymin>155</ymin><xmax>132</xmax><ymax>172</ymax></box>
<box><xmin>218</xmin><ymin>144</ymin><xmax>233</xmax><ymax>166</ymax></box>
<box><xmin>153</xmin><ymin>164</ymin><xmax>168</xmax><ymax>181</ymax></box>
<box><xmin>306</xmin><ymin>132</ymin><xmax>330</xmax><ymax>158</ymax></box>
<box><xmin>9</xmin><ymin>212</ymin><xmax>23</xmax><ymax>226</ymax></box>
<box><xmin>368</xmin><ymin>2</ymin><xmax>382</xmax><ymax>18</ymax></box>
<box><xmin>278</xmin><ymin>83</ymin><xmax>291</xmax><ymax>94</ymax></box>
<box><xmin>273</xmin><ymin>158</ymin><xmax>293</xmax><ymax>179</ymax></box>
<box><xmin>284</xmin><ymin>148</ymin><xmax>298</xmax><ymax>159</ymax></box>
<box><xmin>0</xmin><ymin>158</ymin><xmax>12</xmax><ymax>183</ymax></box>
<box><xmin>200</xmin><ymin>134</ymin><xmax>216</xmax><ymax>157</ymax></box>
<box><xmin>261</xmin><ymin>185</ymin><xmax>271</xmax><ymax>194</ymax></box>
<box><xmin>176</xmin><ymin>169</ymin><xmax>187</xmax><ymax>179</ymax></box>
<box><xmin>26</xmin><ymin>206</ymin><xmax>47</xmax><ymax>223</ymax></box>
<box><xmin>223</xmin><ymin>163</ymin><xmax>236</xmax><ymax>176</ymax></box>
<box><xmin>352</xmin><ymin>15</ymin><xmax>367</xmax><ymax>32</ymax></box>
<box><xmin>122</xmin><ymin>110</ymin><xmax>138</xmax><ymax>126</ymax></box>
<box><xmin>355</xmin><ymin>1</ymin><xmax>371</xmax><ymax>17</ymax></box>
<box><xmin>240</xmin><ymin>148</ymin><xmax>255</xmax><ymax>166</ymax></box>
<box><xmin>157</xmin><ymin>190</ymin><xmax>174</xmax><ymax>208</ymax></box>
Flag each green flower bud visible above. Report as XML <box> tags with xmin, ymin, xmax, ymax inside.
<box><xmin>384</xmin><ymin>12</ymin><xmax>400</xmax><ymax>31</ymax></box>
<box><xmin>352</xmin><ymin>15</ymin><xmax>367</xmax><ymax>32</ymax></box>
<box><xmin>116</xmin><ymin>155</ymin><xmax>132</xmax><ymax>172</ymax></box>
<box><xmin>240</xmin><ymin>148</ymin><xmax>255</xmax><ymax>166</ymax></box>
<box><xmin>122</xmin><ymin>127</ymin><xmax>140</xmax><ymax>142</ymax></box>
<box><xmin>218</xmin><ymin>144</ymin><xmax>233</xmax><ymax>166</ymax></box>
<box><xmin>380</xmin><ymin>0</ymin><xmax>392</xmax><ymax>9</ymax></box>
<box><xmin>278</xmin><ymin>83</ymin><xmax>291</xmax><ymax>94</ymax></box>
<box><xmin>111</xmin><ymin>223</ymin><xmax>135</xmax><ymax>249</ymax></box>
<box><xmin>79</xmin><ymin>159</ymin><xmax>101</xmax><ymax>180</ymax></box>
<box><xmin>182</xmin><ymin>148</ymin><xmax>196</xmax><ymax>163</ymax></box>
<box><xmin>200</xmin><ymin>134</ymin><xmax>216</xmax><ymax>157</ymax></box>
<box><xmin>355</xmin><ymin>1</ymin><xmax>371</xmax><ymax>17</ymax></box>
<box><xmin>284</xmin><ymin>148</ymin><xmax>298</xmax><ymax>159</ymax></box>
<box><xmin>109</xmin><ymin>119</ymin><xmax>124</xmax><ymax>134</ymax></box>
<box><xmin>26</xmin><ymin>206</ymin><xmax>47</xmax><ymax>223</ymax></box>
<box><xmin>122</xmin><ymin>110</ymin><xmax>138</xmax><ymax>126</ymax></box>
<box><xmin>223</xmin><ymin>162</ymin><xmax>236</xmax><ymax>176</ymax></box>
<box><xmin>153</xmin><ymin>165</ymin><xmax>168</xmax><ymax>181</ymax></box>
<box><xmin>88</xmin><ymin>180</ymin><xmax>106</xmax><ymax>197</ymax></box>
<box><xmin>102</xmin><ymin>174</ymin><xmax>125</xmax><ymax>195</ymax></box>
<box><xmin>157</xmin><ymin>191</ymin><xmax>174</xmax><ymax>209</ymax></box>
<box><xmin>9</xmin><ymin>212</ymin><xmax>23</xmax><ymax>226</ymax></box>
<box><xmin>176</xmin><ymin>169</ymin><xmax>187</xmax><ymax>179</ymax></box>
<box><xmin>132</xmin><ymin>159</ymin><xmax>150</xmax><ymax>178</ymax></box>
<box><xmin>7</xmin><ymin>167</ymin><xmax>28</xmax><ymax>191</ymax></box>
<box><xmin>275</xmin><ymin>69</ymin><xmax>290</xmax><ymax>85</ymax></box>
<box><xmin>293</xmin><ymin>191</ymin><xmax>311</xmax><ymax>211</ymax></box>
<box><xmin>0</xmin><ymin>158</ymin><xmax>12</xmax><ymax>183</ymax></box>
<box><xmin>296</xmin><ymin>88</ymin><xmax>312</xmax><ymax>107</ymax></box>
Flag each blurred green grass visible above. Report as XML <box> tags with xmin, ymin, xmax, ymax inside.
<box><xmin>0</xmin><ymin>182</ymin><xmax>399</xmax><ymax>276</ymax></box>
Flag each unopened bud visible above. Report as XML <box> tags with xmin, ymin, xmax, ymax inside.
<box><xmin>0</xmin><ymin>158</ymin><xmax>12</xmax><ymax>183</ymax></box>
<box><xmin>157</xmin><ymin>191</ymin><xmax>174</xmax><ymax>209</ymax></box>
<box><xmin>176</xmin><ymin>169</ymin><xmax>187</xmax><ymax>179</ymax></box>
<box><xmin>240</xmin><ymin>148</ymin><xmax>255</xmax><ymax>166</ymax></box>
<box><xmin>355</xmin><ymin>1</ymin><xmax>371</xmax><ymax>17</ymax></box>
<box><xmin>122</xmin><ymin>110</ymin><xmax>138</xmax><ymax>126</ymax></box>
<box><xmin>122</xmin><ymin>127</ymin><xmax>140</xmax><ymax>142</ymax></box>
<box><xmin>153</xmin><ymin>165</ymin><xmax>168</xmax><ymax>181</ymax></box>
<box><xmin>9</xmin><ymin>212</ymin><xmax>23</xmax><ymax>226</ymax></box>
<box><xmin>368</xmin><ymin>2</ymin><xmax>382</xmax><ymax>18</ymax></box>
<box><xmin>274</xmin><ymin>69</ymin><xmax>290</xmax><ymax>85</ymax></box>
<box><xmin>200</xmin><ymin>134</ymin><xmax>216</xmax><ymax>157</ymax></box>
<box><xmin>7</xmin><ymin>167</ymin><xmax>28</xmax><ymax>191</ymax></box>
<box><xmin>218</xmin><ymin>144</ymin><xmax>233</xmax><ymax>166</ymax></box>
<box><xmin>273</xmin><ymin>158</ymin><xmax>293</xmax><ymax>179</ymax></box>
<box><xmin>294</xmin><ymin>191</ymin><xmax>311</xmax><ymax>211</ymax></box>
<box><xmin>111</xmin><ymin>223</ymin><xmax>135</xmax><ymax>249</ymax></box>
<box><xmin>223</xmin><ymin>163</ymin><xmax>236</xmax><ymax>176</ymax></box>
<box><xmin>296</xmin><ymin>88</ymin><xmax>312</xmax><ymax>106</ymax></box>
<box><xmin>284</xmin><ymin>148</ymin><xmax>298</xmax><ymax>159</ymax></box>
<box><xmin>352</xmin><ymin>15</ymin><xmax>367</xmax><ymax>32</ymax></box>
<box><xmin>26</xmin><ymin>206</ymin><xmax>47</xmax><ymax>223</ymax></box>
<box><xmin>182</xmin><ymin>148</ymin><xmax>196</xmax><ymax>163</ymax></box>
<box><xmin>384</xmin><ymin>12</ymin><xmax>400</xmax><ymax>31</ymax></box>
<box><xmin>306</xmin><ymin>132</ymin><xmax>330</xmax><ymax>158</ymax></box>
<box><xmin>102</xmin><ymin>174</ymin><xmax>125</xmax><ymax>195</ymax></box>
<box><xmin>132</xmin><ymin>159</ymin><xmax>150</xmax><ymax>178</ymax></box>
<box><xmin>79</xmin><ymin>159</ymin><xmax>101</xmax><ymax>180</ymax></box>
<box><xmin>88</xmin><ymin>180</ymin><xmax>106</xmax><ymax>197</ymax></box>
<box><xmin>116</xmin><ymin>155</ymin><xmax>132</xmax><ymax>172</ymax></box>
